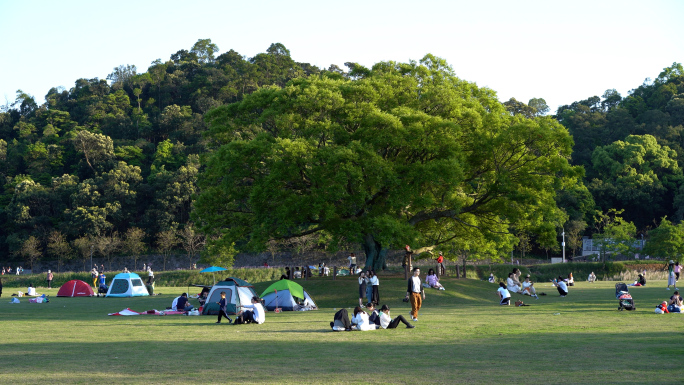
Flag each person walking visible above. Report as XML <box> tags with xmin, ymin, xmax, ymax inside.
<box><xmin>46</xmin><ymin>270</ymin><xmax>54</xmax><ymax>289</ymax></box>
<box><xmin>407</xmin><ymin>267</ymin><xmax>425</xmax><ymax>321</ymax></box>
<box><xmin>216</xmin><ymin>291</ymin><xmax>233</xmax><ymax>324</ymax></box>
<box><xmin>147</xmin><ymin>267</ymin><xmax>154</xmax><ymax>286</ymax></box>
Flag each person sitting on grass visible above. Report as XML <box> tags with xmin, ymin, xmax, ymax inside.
<box><xmin>588</xmin><ymin>272</ymin><xmax>597</xmax><ymax>283</ymax></box>
<box><xmin>425</xmin><ymin>269</ymin><xmax>445</xmax><ymax>290</ymax></box>
<box><xmin>567</xmin><ymin>273</ymin><xmax>575</xmax><ymax>286</ymax></box>
<box><xmin>176</xmin><ymin>293</ymin><xmax>194</xmax><ymax>312</ymax></box>
<box><xmin>506</xmin><ymin>273</ymin><xmax>521</xmax><ymax>294</ymax></box>
<box><xmin>379</xmin><ymin>305</ymin><xmax>414</xmax><ymax>329</ymax></box>
<box><xmin>238</xmin><ymin>296</ymin><xmax>265</xmax><ymax>324</ymax></box>
<box><xmin>351</xmin><ymin>306</ymin><xmax>375</xmax><ymax>331</ymax></box>
<box><xmin>488</xmin><ymin>273</ymin><xmax>495</xmax><ymax>283</ymax></box>
<box><xmin>668</xmin><ymin>291</ymin><xmax>683</xmax><ymax>313</ymax></box>
<box><xmin>629</xmin><ymin>274</ymin><xmax>646</xmax><ymax>287</ymax></box>
<box><xmin>367</xmin><ymin>303</ymin><xmax>381</xmax><ymax>327</ymax></box>
<box><xmin>497</xmin><ymin>282</ymin><xmax>511</xmax><ymax>305</ymax></box>
<box><xmin>521</xmin><ymin>276</ymin><xmax>538</xmax><ymax>299</ymax></box>
<box><xmin>330</xmin><ymin>308</ymin><xmax>352</xmax><ymax>331</ymax></box>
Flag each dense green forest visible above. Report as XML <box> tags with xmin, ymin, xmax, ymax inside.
<box><xmin>1</xmin><ymin>38</ymin><xmax>683</xmax><ymax>270</ymax></box>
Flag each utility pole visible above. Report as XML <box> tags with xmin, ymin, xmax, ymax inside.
<box><xmin>562</xmin><ymin>229</ymin><xmax>566</xmax><ymax>263</ymax></box>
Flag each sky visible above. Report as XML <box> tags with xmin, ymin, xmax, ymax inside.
<box><xmin>1</xmin><ymin>0</ymin><xmax>683</xmax><ymax>114</ymax></box>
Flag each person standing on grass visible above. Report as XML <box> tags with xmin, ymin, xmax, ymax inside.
<box><xmin>0</xmin><ymin>278</ymin><xmax>3</xmax><ymax>297</ymax></box>
<box><xmin>147</xmin><ymin>267</ymin><xmax>154</xmax><ymax>286</ymax></box>
<box><xmin>216</xmin><ymin>291</ymin><xmax>233</xmax><ymax>324</ymax></box>
<box><xmin>46</xmin><ymin>270</ymin><xmax>53</xmax><ymax>289</ymax></box>
<box><xmin>370</xmin><ymin>270</ymin><xmax>380</xmax><ymax>305</ymax></box>
<box><xmin>379</xmin><ymin>305</ymin><xmax>414</xmax><ymax>329</ymax></box>
<box><xmin>365</xmin><ymin>270</ymin><xmax>373</xmax><ymax>304</ymax></box>
<box><xmin>666</xmin><ymin>260</ymin><xmax>677</xmax><ymax>290</ymax></box>
<box><xmin>407</xmin><ymin>267</ymin><xmax>425</xmax><ymax>321</ymax></box>
<box><xmin>358</xmin><ymin>271</ymin><xmax>367</xmax><ymax>307</ymax></box>
<box><xmin>91</xmin><ymin>268</ymin><xmax>98</xmax><ymax>288</ymax></box>
<box><xmin>436</xmin><ymin>252</ymin><xmax>446</xmax><ymax>276</ymax></box>
<box><xmin>347</xmin><ymin>253</ymin><xmax>357</xmax><ymax>274</ymax></box>
<box><xmin>675</xmin><ymin>262</ymin><xmax>681</xmax><ymax>282</ymax></box>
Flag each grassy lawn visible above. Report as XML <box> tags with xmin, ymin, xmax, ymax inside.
<box><xmin>1</xmin><ymin>275</ymin><xmax>682</xmax><ymax>384</ymax></box>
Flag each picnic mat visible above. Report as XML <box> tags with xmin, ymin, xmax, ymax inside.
<box><xmin>108</xmin><ymin>308</ymin><xmax>194</xmax><ymax>316</ymax></box>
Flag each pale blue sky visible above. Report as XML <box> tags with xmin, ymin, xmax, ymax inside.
<box><xmin>1</xmin><ymin>0</ymin><xmax>683</xmax><ymax>113</ymax></box>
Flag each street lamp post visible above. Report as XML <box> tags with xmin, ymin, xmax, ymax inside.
<box><xmin>90</xmin><ymin>245</ymin><xmax>94</xmax><ymax>270</ymax></box>
<box><xmin>562</xmin><ymin>229</ymin><xmax>566</xmax><ymax>263</ymax></box>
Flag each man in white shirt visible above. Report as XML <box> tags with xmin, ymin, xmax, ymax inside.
<box><xmin>240</xmin><ymin>296</ymin><xmax>265</xmax><ymax>324</ymax></box>
<box><xmin>556</xmin><ymin>279</ymin><xmax>568</xmax><ymax>297</ymax></box>
<box><xmin>406</xmin><ymin>267</ymin><xmax>425</xmax><ymax>321</ymax></box>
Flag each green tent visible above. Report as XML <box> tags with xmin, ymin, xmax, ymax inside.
<box><xmin>260</xmin><ymin>279</ymin><xmax>304</xmax><ymax>299</ymax></box>
<box><xmin>260</xmin><ymin>279</ymin><xmax>317</xmax><ymax>311</ymax></box>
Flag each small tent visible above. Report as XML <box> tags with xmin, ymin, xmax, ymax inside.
<box><xmin>260</xmin><ymin>279</ymin><xmax>318</xmax><ymax>311</ymax></box>
<box><xmin>202</xmin><ymin>277</ymin><xmax>258</xmax><ymax>315</ymax></box>
<box><xmin>106</xmin><ymin>273</ymin><xmax>149</xmax><ymax>298</ymax></box>
<box><xmin>57</xmin><ymin>280</ymin><xmax>94</xmax><ymax>297</ymax></box>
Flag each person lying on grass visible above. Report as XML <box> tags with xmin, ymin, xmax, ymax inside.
<box><xmin>497</xmin><ymin>282</ymin><xmax>511</xmax><ymax>305</ymax></box>
<box><xmin>379</xmin><ymin>305</ymin><xmax>414</xmax><ymax>329</ymax></box>
<box><xmin>655</xmin><ymin>301</ymin><xmax>669</xmax><ymax>314</ymax></box>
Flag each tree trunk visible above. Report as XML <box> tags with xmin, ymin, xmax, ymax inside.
<box><xmin>462</xmin><ymin>259</ymin><xmax>466</xmax><ymax>278</ymax></box>
<box><xmin>363</xmin><ymin>234</ymin><xmax>388</xmax><ymax>272</ymax></box>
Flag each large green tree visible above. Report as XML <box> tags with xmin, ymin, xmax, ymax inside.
<box><xmin>195</xmin><ymin>55</ymin><xmax>579</xmax><ymax>270</ymax></box>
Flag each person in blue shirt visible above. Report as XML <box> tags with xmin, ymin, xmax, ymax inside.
<box><xmin>216</xmin><ymin>292</ymin><xmax>233</xmax><ymax>324</ymax></box>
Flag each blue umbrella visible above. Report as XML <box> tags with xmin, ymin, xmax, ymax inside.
<box><xmin>200</xmin><ymin>266</ymin><xmax>227</xmax><ymax>284</ymax></box>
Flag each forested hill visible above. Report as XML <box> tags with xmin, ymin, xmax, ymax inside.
<box><xmin>554</xmin><ymin>63</ymin><xmax>684</xmax><ymax>231</ymax></box>
<box><xmin>0</xmin><ymin>37</ymin><xmax>682</xmax><ymax>268</ymax></box>
<box><xmin>0</xmin><ymin>40</ymin><xmax>333</xmax><ymax>267</ymax></box>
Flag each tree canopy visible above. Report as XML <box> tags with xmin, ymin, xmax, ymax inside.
<box><xmin>195</xmin><ymin>55</ymin><xmax>580</xmax><ymax>270</ymax></box>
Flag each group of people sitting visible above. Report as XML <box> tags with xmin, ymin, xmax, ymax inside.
<box><xmin>505</xmin><ymin>268</ymin><xmax>539</xmax><ymax>299</ymax></box>
<box><xmin>331</xmin><ymin>302</ymin><xmax>414</xmax><ymax>331</ymax></box>
<box><xmin>655</xmin><ymin>290</ymin><xmax>683</xmax><ymax>313</ymax></box>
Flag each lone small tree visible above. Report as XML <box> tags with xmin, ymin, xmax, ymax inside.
<box><xmin>180</xmin><ymin>224</ymin><xmax>205</xmax><ymax>269</ymax></box>
<box><xmin>19</xmin><ymin>236</ymin><xmax>42</xmax><ymax>271</ymax></box>
<box><xmin>156</xmin><ymin>229</ymin><xmax>178</xmax><ymax>271</ymax></box>
<box><xmin>47</xmin><ymin>231</ymin><xmax>72</xmax><ymax>273</ymax></box>
<box><xmin>123</xmin><ymin>227</ymin><xmax>146</xmax><ymax>270</ymax></box>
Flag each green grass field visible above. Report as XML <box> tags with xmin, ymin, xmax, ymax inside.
<box><xmin>1</xmin><ymin>275</ymin><xmax>682</xmax><ymax>384</ymax></box>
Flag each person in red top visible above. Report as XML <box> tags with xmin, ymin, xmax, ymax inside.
<box><xmin>656</xmin><ymin>301</ymin><xmax>669</xmax><ymax>314</ymax></box>
<box><xmin>436</xmin><ymin>252</ymin><xmax>445</xmax><ymax>276</ymax></box>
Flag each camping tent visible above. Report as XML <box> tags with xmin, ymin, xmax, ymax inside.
<box><xmin>57</xmin><ymin>280</ymin><xmax>94</xmax><ymax>297</ymax></box>
<box><xmin>202</xmin><ymin>277</ymin><xmax>258</xmax><ymax>315</ymax></box>
<box><xmin>260</xmin><ymin>279</ymin><xmax>318</xmax><ymax>311</ymax></box>
<box><xmin>105</xmin><ymin>273</ymin><xmax>149</xmax><ymax>298</ymax></box>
